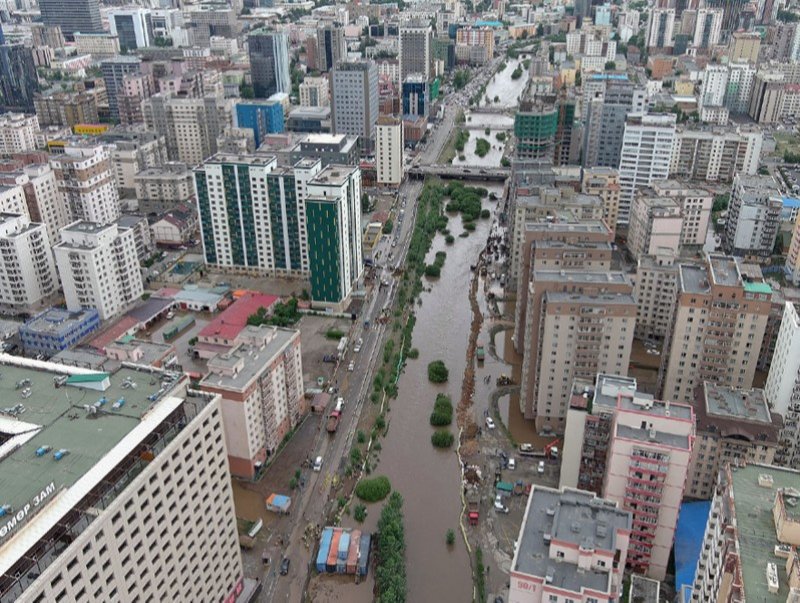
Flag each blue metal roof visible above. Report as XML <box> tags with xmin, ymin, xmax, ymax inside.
<box><xmin>675</xmin><ymin>501</ymin><xmax>711</xmax><ymax>596</ymax></box>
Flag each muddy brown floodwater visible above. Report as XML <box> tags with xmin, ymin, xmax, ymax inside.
<box><xmin>377</xmin><ymin>186</ymin><xmax>498</xmax><ymax>603</ymax></box>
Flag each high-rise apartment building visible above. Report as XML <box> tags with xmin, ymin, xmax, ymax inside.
<box><xmin>455</xmin><ymin>26</ymin><xmax>495</xmax><ymax>65</ymax></box>
<box><xmin>331</xmin><ymin>62</ymin><xmax>379</xmax><ymax>151</ymax></box>
<box><xmin>134</xmin><ymin>162</ymin><xmax>194</xmax><ymax>215</ymax></box>
<box><xmin>692</xmin><ymin>7</ymin><xmax>723</xmax><ymax>48</ymax></box>
<box><xmin>142</xmin><ymin>94</ymin><xmax>230</xmax><ymax>165</ymax></box>
<box><xmin>39</xmin><ymin>0</ymin><xmax>102</xmax><ymax>37</ymax></box>
<box><xmin>200</xmin><ymin>326</ymin><xmax>305</xmax><ymax>478</ymax></box>
<box><xmin>627</xmin><ymin>194</ymin><xmax>683</xmax><ymax>260</ymax></box>
<box><xmin>765</xmin><ymin>301</ymin><xmax>800</xmax><ymax>468</ymax></box>
<box><xmin>618</xmin><ymin>113</ymin><xmax>676</xmax><ymax>225</ymax></box>
<box><xmin>728</xmin><ymin>31</ymin><xmax>761</xmax><ymax>62</ymax></box>
<box><xmin>651</xmin><ymin>180</ymin><xmax>713</xmax><ymax>246</ymax></box>
<box><xmin>0</xmin><ymin>162</ymin><xmax>70</xmax><ymax>244</ymax></box>
<box><xmin>0</xmin><ymin>213</ymin><xmax>57</xmax><ymax>310</ymax></box>
<box><xmin>108</xmin><ymin>8</ymin><xmax>151</xmax><ymax>51</ymax></box>
<box><xmin>749</xmin><ymin>71</ymin><xmax>786</xmax><ymax>124</ymax></box>
<box><xmin>519</xmin><ymin>270</ymin><xmax>636</xmax><ymax>429</ymax></box>
<box><xmin>248</xmin><ymin>29</ymin><xmax>290</xmax><ymax>99</ymax></box>
<box><xmin>315</xmin><ymin>24</ymin><xmax>346</xmax><ymax>72</ymax></box>
<box><xmin>299</xmin><ymin>76</ymin><xmax>330</xmax><ymax>107</ymax></box>
<box><xmin>632</xmin><ymin>252</ymin><xmax>679</xmax><ymax>342</ymax></box>
<box><xmin>670</xmin><ymin>125</ymin><xmax>762</xmax><ymax>182</ymax></box>
<box><xmin>0</xmin><ymin>360</ymin><xmax>244</xmax><ymax>603</ymax></box>
<box><xmin>399</xmin><ymin>23</ymin><xmax>432</xmax><ymax>82</ymax></box>
<box><xmin>582</xmin><ymin>167</ymin><xmax>621</xmax><ymax>235</ymax></box>
<box><xmin>561</xmin><ymin>374</ymin><xmax>694</xmax><ymax>580</ymax></box>
<box><xmin>34</xmin><ymin>90</ymin><xmax>99</xmax><ymax>128</ymax></box>
<box><xmin>646</xmin><ymin>8</ymin><xmax>676</xmax><ymax>48</ymax></box>
<box><xmin>376</xmin><ymin>116</ymin><xmax>403</xmax><ymax>186</ymax></box>
<box><xmin>49</xmin><ymin>144</ymin><xmax>121</xmax><ymax>225</ymax></box>
<box><xmin>101</xmin><ymin>56</ymin><xmax>141</xmax><ymax>122</ymax></box>
<box><xmin>661</xmin><ymin>254</ymin><xmax>771</xmax><ymax>404</ymax></box>
<box><xmin>510</xmin><ymin>486</ymin><xmax>632</xmax><ymax>602</ymax></box>
<box><xmin>118</xmin><ymin>72</ymin><xmax>155</xmax><ymax>126</ymax></box>
<box><xmin>98</xmin><ymin>128</ymin><xmax>166</xmax><ymax>194</ymax></box>
<box><xmin>722</xmin><ymin>173</ymin><xmax>782</xmax><ymax>261</ymax></box>
<box><xmin>54</xmin><ymin>221</ymin><xmax>144</xmax><ymax>320</ymax></box>
<box><xmin>0</xmin><ymin>113</ymin><xmax>38</xmax><ymax>154</ymax></box>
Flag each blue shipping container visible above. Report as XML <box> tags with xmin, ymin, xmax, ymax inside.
<box><xmin>337</xmin><ymin>532</ymin><xmax>350</xmax><ymax>560</ymax></box>
<box><xmin>316</xmin><ymin>528</ymin><xmax>334</xmax><ymax>573</ymax></box>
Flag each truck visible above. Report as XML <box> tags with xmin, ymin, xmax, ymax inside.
<box><xmin>496</xmin><ymin>481</ymin><xmax>514</xmax><ymax>494</ymax></box>
<box><xmin>476</xmin><ymin>344</ymin><xmax>485</xmax><ymax>362</ymax></box>
<box><xmin>466</xmin><ymin>486</ymin><xmax>480</xmax><ymax>525</ymax></box>
<box><xmin>336</xmin><ymin>336</ymin><xmax>348</xmax><ymax>360</ymax></box>
<box><xmin>326</xmin><ymin>410</ymin><xmax>341</xmax><ymax>433</ymax></box>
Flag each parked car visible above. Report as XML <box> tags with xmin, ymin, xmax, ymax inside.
<box><xmin>538</xmin><ymin>461</ymin><xmax>545</xmax><ymax>474</ymax></box>
<box><xmin>494</xmin><ymin>494</ymin><xmax>509</xmax><ymax>514</ymax></box>
<box><xmin>485</xmin><ymin>416</ymin><xmax>496</xmax><ymax>429</ymax></box>
<box><xmin>313</xmin><ymin>456</ymin><xmax>323</xmax><ymax>472</ymax></box>
<box><xmin>508</xmin><ymin>458</ymin><xmax>516</xmax><ymax>470</ymax></box>
<box><xmin>280</xmin><ymin>558</ymin><xmax>290</xmax><ymax>575</ymax></box>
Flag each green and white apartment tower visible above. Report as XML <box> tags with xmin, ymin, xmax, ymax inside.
<box><xmin>194</xmin><ymin>153</ymin><xmax>362</xmax><ymax>306</ymax></box>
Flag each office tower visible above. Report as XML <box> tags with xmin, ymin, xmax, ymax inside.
<box><xmin>765</xmin><ymin>302</ymin><xmax>800</xmax><ymax>467</ymax></box>
<box><xmin>200</xmin><ymin>326</ymin><xmax>305</xmax><ymax>478</ymax></box>
<box><xmin>248</xmin><ymin>28</ymin><xmax>290</xmax><ymax>99</ymax></box>
<box><xmin>692</xmin><ymin>7</ymin><xmax>723</xmax><ymax>48</ymax></box>
<box><xmin>376</xmin><ymin>116</ymin><xmax>403</xmax><ymax>186</ymax></box>
<box><xmin>510</xmin><ymin>486</ymin><xmax>631</xmax><ymax>602</ymax></box>
<box><xmin>331</xmin><ymin>62</ymin><xmax>378</xmax><ymax>151</ymax></box>
<box><xmin>0</xmin><ymin>360</ymin><xmax>244</xmax><ymax>603</ymax></box>
<box><xmin>0</xmin><ymin>113</ymin><xmax>38</xmax><ymax>154</ymax></box>
<box><xmin>399</xmin><ymin>23</ymin><xmax>432</xmax><ymax>82</ymax></box>
<box><xmin>401</xmin><ymin>75</ymin><xmax>429</xmax><ymax>118</ymax></box>
<box><xmin>142</xmin><ymin>94</ymin><xmax>230</xmax><ymax>165</ymax></box>
<box><xmin>235</xmin><ymin>101</ymin><xmax>285</xmax><ymax>148</ymax></box>
<box><xmin>748</xmin><ymin>70</ymin><xmax>786</xmax><ymax>123</ymax></box>
<box><xmin>518</xmin><ymin>270</ymin><xmax>636</xmax><ymax>428</ymax></box>
<box><xmin>513</xmin><ymin>100</ymin><xmax>558</xmax><ymax>160</ymax></box>
<box><xmin>707</xmin><ymin>0</ymin><xmax>752</xmax><ymax>39</ymax></box>
<box><xmin>690</xmin><ymin>464</ymin><xmax>800</xmax><ymax>603</ymax></box>
<box><xmin>582</xmin><ymin>76</ymin><xmax>646</xmax><ymax>170</ymax></box>
<box><xmin>0</xmin><ymin>36</ymin><xmax>39</xmax><ymax>112</ymax></box>
<box><xmin>632</xmin><ymin>252</ymin><xmax>679</xmax><ymax>342</ymax></box>
<box><xmin>561</xmin><ymin>374</ymin><xmax>694</xmax><ymax>579</ymax></box>
<box><xmin>661</xmin><ymin>254</ymin><xmax>771</xmax><ymax>404</ymax></box>
<box><xmin>627</xmin><ymin>194</ymin><xmax>683</xmax><ymax>260</ymax></box>
<box><xmin>31</xmin><ymin>23</ymin><xmax>65</xmax><ymax>49</ymax></box>
<box><xmin>670</xmin><ymin>125</ymin><xmax>762</xmax><ymax>182</ymax></box>
<box><xmin>108</xmin><ymin>8</ymin><xmax>151</xmax><ymax>51</ymax></box>
<box><xmin>687</xmin><ymin>382</ymin><xmax>781</xmax><ymax>499</ymax></box>
<box><xmin>54</xmin><ymin>221</ymin><xmax>143</xmax><ymax>320</ymax></box>
<box><xmin>582</xmin><ymin>167</ymin><xmax>621</xmax><ymax>234</ymax></box>
<box><xmin>305</xmin><ymin>165</ymin><xmax>362</xmax><ymax>304</ymax></box>
<box><xmin>646</xmin><ymin>8</ymin><xmax>676</xmax><ymax>48</ymax></box>
<box><xmin>184</xmin><ymin>4</ymin><xmax>237</xmax><ymax>46</ymax></box>
<box><xmin>299</xmin><ymin>76</ymin><xmax>330</xmax><ymax>107</ymax></box>
<box><xmin>39</xmin><ymin>0</ymin><xmax>102</xmax><ymax>37</ymax></box>
<box><xmin>0</xmin><ymin>213</ymin><xmax>57</xmax><ymax>309</ymax></box>
<box><xmin>50</xmin><ymin>144</ymin><xmax>120</xmax><ymax>225</ymax></box>
<box><xmin>101</xmin><ymin>56</ymin><xmax>141</xmax><ymax>122</ymax></box>
<box><xmin>651</xmin><ymin>180</ymin><xmax>713</xmax><ymax>246</ymax></box>
<box><xmin>729</xmin><ymin>31</ymin><xmax>761</xmax><ymax>62</ymax></box>
<box><xmin>315</xmin><ymin>24</ymin><xmax>346</xmax><ymax>72</ymax></box>
<box><xmin>723</xmin><ymin>173</ymin><xmax>782</xmax><ymax>260</ymax></box>
<box><xmin>617</xmin><ymin>113</ymin><xmax>676</xmax><ymax>225</ymax></box>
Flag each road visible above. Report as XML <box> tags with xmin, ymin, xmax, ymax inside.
<box><xmin>262</xmin><ymin>58</ymin><xmax>503</xmax><ymax>602</ymax></box>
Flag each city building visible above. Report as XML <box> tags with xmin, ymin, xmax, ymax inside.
<box><xmin>315</xmin><ymin>24</ymin><xmax>346</xmax><ymax>72</ymax></box>
<box><xmin>376</xmin><ymin>116</ymin><xmax>403</xmax><ymax>186</ymax></box>
<box><xmin>0</xmin><ymin>36</ymin><xmax>39</xmax><ymax>113</ymax></box>
<box><xmin>134</xmin><ymin>163</ymin><xmax>195</xmax><ymax>215</ymax></box>
<box><xmin>401</xmin><ymin>75</ymin><xmax>430</xmax><ymax>118</ymax></box>
<box><xmin>19</xmin><ymin>307</ymin><xmax>100</xmax><ymax>356</ymax></box>
<box><xmin>73</xmin><ymin>33</ymin><xmax>120</xmax><ymax>59</ymax></box>
<box><xmin>455</xmin><ymin>26</ymin><xmax>495</xmax><ymax>65</ymax></box>
<box><xmin>687</xmin><ymin>382</ymin><xmax>782</xmax><ymax>499</ymax></box>
<box><xmin>729</xmin><ymin>31</ymin><xmax>761</xmax><ymax>63</ymax></box>
<box><xmin>399</xmin><ymin>23</ymin><xmax>432</xmax><ymax>83</ymax></box>
<box><xmin>692</xmin><ymin>7</ymin><xmax>723</xmax><ymax>49</ymax></box>
<box><xmin>509</xmin><ymin>486</ymin><xmax>631</xmax><ymax>602</ymax></box>
<box><xmin>661</xmin><ymin>254</ymin><xmax>772</xmax><ymax>404</ymax></box>
<box><xmin>582</xmin><ymin>167</ymin><xmax>621</xmax><ymax>235</ymax></box>
<box><xmin>518</xmin><ymin>270</ymin><xmax>636</xmax><ymax>428</ymax></box>
<box><xmin>331</xmin><ymin>62</ymin><xmax>379</xmax><ymax>151</ymax></box>
<box><xmin>749</xmin><ymin>71</ymin><xmax>786</xmax><ymax>124</ymax></box>
<box><xmin>0</xmin><ymin>213</ymin><xmax>57</xmax><ymax>311</ymax></box>
<box><xmin>0</xmin><ymin>162</ymin><xmax>70</xmax><ymax>245</ymax></box>
<box><xmin>618</xmin><ymin>113</ymin><xmax>677</xmax><ymax>225</ymax></box>
<box><xmin>248</xmin><ymin>28</ymin><xmax>290</xmax><ymax>99</ymax></box>
<box><xmin>142</xmin><ymin>94</ymin><xmax>230</xmax><ymax>166</ymax></box>
<box><xmin>722</xmin><ymin>173</ymin><xmax>782</xmax><ymax>261</ymax></box>
<box><xmin>651</xmin><ymin>180</ymin><xmax>713</xmax><ymax>246</ymax></box>
<box><xmin>287</xmin><ymin>106</ymin><xmax>331</xmax><ymax>134</ymax></box>
<box><xmin>646</xmin><ymin>8</ymin><xmax>676</xmax><ymax>49</ymax></box>
<box><xmin>39</xmin><ymin>0</ymin><xmax>102</xmax><ymax>37</ymax></box>
<box><xmin>97</xmin><ymin>128</ymin><xmax>165</xmax><ymax>193</ymax></box>
<box><xmin>34</xmin><ymin>90</ymin><xmax>99</xmax><ymax>128</ymax></box>
<box><xmin>0</xmin><ymin>113</ymin><xmax>38</xmax><ymax>154</ymax></box>
<box><xmin>785</xmin><ymin>213</ymin><xmax>800</xmax><ymax>286</ymax></box>
<box><xmin>765</xmin><ymin>301</ymin><xmax>800</xmax><ymax>468</ymax></box>
<box><xmin>627</xmin><ymin>194</ymin><xmax>683</xmax><ymax>260</ymax></box>
<box><xmin>632</xmin><ymin>252</ymin><xmax>679</xmax><ymax>342</ymax></box>
<box><xmin>513</xmin><ymin>101</ymin><xmax>557</xmax><ymax>161</ymax></box>
<box><xmin>561</xmin><ymin>374</ymin><xmax>694</xmax><ymax>579</ymax></box>
<box><xmin>299</xmin><ymin>76</ymin><xmax>330</xmax><ymax>107</ymax></box>
<box><xmin>50</xmin><ymin>144</ymin><xmax>120</xmax><ymax>225</ymax></box>
<box><xmin>289</xmin><ymin>133</ymin><xmax>359</xmax><ymax>167</ymax></box>
<box><xmin>54</xmin><ymin>221</ymin><xmax>144</xmax><ymax>320</ymax></box>
<box><xmin>118</xmin><ymin>72</ymin><xmax>155</xmax><ymax>126</ymax></box>
<box><xmin>200</xmin><ymin>326</ymin><xmax>304</xmax><ymax>478</ymax></box>
<box><xmin>0</xmin><ymin>360</ymin><xmax>245</xmax><ymax>603</ymax></box>
<box><xmin>108</xmin><ymin>8</ymin><xmax>151</xmax><ymax>51</ymax></box>
<box><xmin>235</xmin><ymin>100</ymin><xmax>285</xmax><ymax>148</ymax></box>
<box><xmin>101</xmin><ymin>57</ymin><xmax>141</xmax><ymax>122</ymax></box>
<box><xmin>670</xmin><ymin>125</ymin><xmax>762</xmax><ymax>182</ymax></box>
<box><xmin>149</xmin><ymin>204</ymin><xmax>197</xmax><ymax>247</ymax></box>
<box><xmin>690</xmin><ymin>463</ymin><xmax>800</xmax><ymax>603</ymax></box>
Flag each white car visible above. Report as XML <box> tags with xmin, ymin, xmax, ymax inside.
<box><xmin>485</xmin><ymin>417</ymin><xmax>496</xmax><ymax>429</ymax></box>
<box><xmin>494</xmin><ymin>494</ymin><xmax>509</xmax><ymax>514</ymax></box>
<box><xmin>508</xmin><ymin>458</ymin><xmax>516</xmax><ymax>470</ymax></box>
<box><xmin>538</xmin><ymin>461</ymin><xmax>545</xmax><ymax>474</ymax></box>
<box><xmin>313</xmin><ymin>456</ymin><xmax>323</xmax><ymax>472</ymax></box>
<box><xmin>348</xmin><ymin>361</ymin><xmax>355</xmax><ymax>371</ymax></box>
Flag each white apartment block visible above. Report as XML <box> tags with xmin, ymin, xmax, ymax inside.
<box><xmin>699</xmin><ymin>64</ymin><xmax>728</xmax><ymax>109</ymax></box>
<box><xmin>0</xmin><ymin>361</ymin><xmax>244</xmax><ymax>603</ymax></box>
<box><xmin>200</xmin><ymin>326</ymin><xmax>305</xmax><ymax>478</ymax></box>
<box><xmin>0</xmin><ymin>113</ymin><xmax>39</xmax><ymax>154</ymax></box>
<box><xmin>786</xmin><ymin>214</ymin><xmax>800</xmax><ymax>286</ymax></box>
<box><xmin>618</xmin><ymin>114</ymin><xmax>676</xmax><ymax>225</ymax></box>
<box><xmin>652</xmin><ymin>180</ymin><xmax>713</xmax><ymax>246</ymax></box>
<box><xmin>765</xmin><ymin>301</ymin><xmax>800</xmax><ymax>468</ymax></box>
<box><xmin>49</xmin><ymin>145</ymin><xmax>121</xmax><ymax>225</ymax></box>
<box><xmin>725</xmin><ymin>62</ymin><xmax>757</xmax><ymax>114</ymax></box>
<box><xmin>20</xmin><ymin>164</ymin><xmax>71</xmax><ymax>245</ymax></box>
<box><xmin>54</xmin><ymin>221</ymin><xmax>143</xmax><ymax>321</ymax></box>
<box><xmin>299</xmin><ymin>76</ymin><xmax>330</xmax><ymax>107</ymax></box>
<box><xmin>0</xmin><ymin>184</ymin><xmax>28</xmax><ymax>217</ymax></box>
<box><xmin>646</xmin><ymin>8</ymin><xmax>675</xmax><ymax>49</ymax></box>
<box><xmin>376</xmin><ymin>116</ymin><xmax>403</xmax><ymax>186</ymax></box>
<box><xmin>0</xmin><ymin>213</ymin><xmax>57</xmax><ymax>310</ymax></box>
<box><xmin>692</xmin><ymin>8</ymin><xmax>722</xmax><ymax>49</ymax></box>
<box><xmin>670</xmin><ymin>126</ymin><xmax>762</xmax><ymax>182</ymax></box>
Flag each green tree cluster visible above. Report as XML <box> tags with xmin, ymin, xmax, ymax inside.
<box><xmin>376</xmin><ymin>492</ymin><xmax>406</xmax><ymax>602</ymax></box>
<box><xmin>475</xmin><ymin>138</ymin><xmax>491</xmax><ymax>157</ymax></box>
<box><xmin>431</xmin><ymin>430</ymin><xmax>454</xmax><ymax>447</ymax></box>
<box><xmin>429</xmin><ymin>393</ymin><xmax>453</xmax><ymax>426</ymax></box>
<box><xmin>427</xmin><ymin>360</ymin><xmax>449</xmax><ymax>383</ymax></box>
<box><xmin>355</xmin><ymin>475</ymin><xmax>392</xmax><ymax>502</ymax></box>
<box><xmin>246</xmin><ymin>298</ymin><xmax>301</xmax><ymax>328</ymax></box>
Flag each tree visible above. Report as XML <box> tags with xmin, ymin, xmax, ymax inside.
<box><xmin>239</xmin><ymin>83</ymin><xmax>255</xmax><ymax>99</ymax></box>
<box><xmin>427</xmin><ymin>360</ymin><xmax>449</xmax><ymax>383</ymax></box>
<box><xmin>605</xmin><ymin>61</ymin><xmax>616</xmax><ymax>71</ymax></box>
<box><xmin>446</xmin><ymin>529</ymin><xmax>455</xmax><ymax>545</ymax></box>
<box><xmin>382</xmin><ymin>219</ymin><xmax>394</xmax><ymax>234</ymax></box>
<box><xmin>361</xmin><ymin>193</ymin><xmax>370</xmax><ymax>213</ymax></box>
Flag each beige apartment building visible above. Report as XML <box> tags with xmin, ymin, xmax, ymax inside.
<box><xmin>582</xmin><ymin>166</ymin><xmax>622</xmax><ymax>235</ymax></box>
<box><xmin>661</xmin><ymin>254</ymin><xmax>772</xmax><ymax>404</ymax></box>
<box><xmin>519</xmin><ymin>271</ymin><xmax>636</xmax><ymax>429</ymax></box>
<box><xmin>651</xmin><ymin>180</ymin><xmax>713</xmax><ymax>246</ymax></box>
<box><xmin>49</xmin><ymin>144</ymin><xmax>121</xmax><ymax>225</ymax></box>
<box><xmin>627</xmin><ymin>194</ymin><xmax>683</xmax><ymax>260</ymax></box>
<box><xmin>632</xmin><ymin>252</ymin><xmax>680</xmax><ymax>342</ymax></box>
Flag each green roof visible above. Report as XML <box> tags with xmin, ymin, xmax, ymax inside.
<box><xmin>743</xmin><ymin>281</ymin><xmax>772</xmax><ymax>294</ymax></box>
<box><xmin>65</xmin><ymin>372</ymin><xmax>109</xmax><ymax>383</ymax></box>
<box><xmin>733</xmin><ymin>464</ymin><xmax>800</xmax><ymax>602</ymax></box>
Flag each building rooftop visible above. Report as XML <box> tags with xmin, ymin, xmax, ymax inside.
<box><xmin>21</xmin><ymin>308</ymin><xmax>99</xmax><ymax>336</ymax></box>
<box><xmin>204</xmin><ymin>153</ymin><xmax>277</xmax><ymax>167</ymax></box>
<box><xmin>533</xmin><ymin>270</ymin><xmax>630</xmax><ymax>285</ymax></box>
<box><xmin>630</xmin><ymin>574</ymin><xmax>661</xmax><ymax>603</ymax></box>
<box><xmin>0</xmin><ymin>358</ymin><xmax>187</xmax><ymax>562</ymax></box>
<box><xmin>704</xmin><ymin>382</ymin><xmax>772</xmax><ymax>423</ymax></box>
<box><xmin>198</xmin><ymin>292</ymin><xmax>279</xmax><ymax>342</ymax></box>
<box><xmin>523</xmin><ymin>221</ymin><xmax>609</xmax><ymax>234</ymax></box>
<box><xmin>310</xmin><ymin>165</ymin><xmax>357</xmax><ymax>187</ymax></box>
<box><xmin>731</xmin><ymin>464</ymin><xmax>800</xmax><ymax>603</ymax></box>
<box><xmin>514</xmin><ymin>486</ymin><xmax>631</xmax><ymax>593</ymax></box>
<box><xmin>544</xmin><ymin>291</ymin><xmax>636</xmax><ymax>306</ymax></box>
<box><xmin>679</xmin><ymin>263</ymin><xmax>709</xmax><ymax>294</ymax></box>
<box><xmin>589</xmin><ymin>373</ymin><xmax>693</xmax><ymax>420</ymax></box>
<box><xmin>616</xmin><ymin>423</ymin><xmax>691</xmax><ymax>449</ymax></box>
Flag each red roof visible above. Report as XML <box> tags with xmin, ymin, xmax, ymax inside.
<box><xmin>89</xmin><ymin>316</ymin><xmax>139</xmax><ymax>350</ymax></box>
<box><xmin>198</xmin><ymin>292</ymin><xmax>279</xmax><ymax>341</ymax></box>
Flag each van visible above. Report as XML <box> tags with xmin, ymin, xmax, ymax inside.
<box><xmin>508</xmin><ymin>458</ymin><xmax>516</xmax><ymax>470</ymax></box>
<box><xmin>313</xmin><ymin>456</ymin><xmax>323</xmax><ymax>472</ymax></box>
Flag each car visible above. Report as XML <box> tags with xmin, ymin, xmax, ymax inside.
<box><xmin>313</xmin><ymin>456</ymin><xmax>323</xmax><ymax>472</ymax></box>
<box><xmin>508</xmin><ymin>458</ymin><xmax>516</xmax><ymax>470</ymax></box>
<box><xmin>485</xmin><ymin>416</ymin><xmax>496</xmax><ymax>429</ymax></box>
<box><xmin>353</xmin><ymin>338</ymin><xmax>362</xmax><ymax>353</ymax></box>
<box><xmin>519</xmin><ymin>443</ymin><xmax>533</xmax><ymax>452</ymax></box>
<box><xmin>348</xmin><ymin>361</ymin><xmax>355</xmax><ymax>371</ymax></box>
<box><xmin>494</xmin><ymin>494</ymin><xmax>509</xmax><ymax>514</ymax></box>
<box><xmin>538</xmin><ymin>461</ymin><xmax>545</xmax><ymax>474</ymax></box>
<box><xmin>166</xmin><ymin>311</ymin><xmax>175</xmax><ymax>320</ymax></box>
<box><xmin>280</xmin><ymin>558</ymin><xmax>290</xmax><ymax>575</ymax></box>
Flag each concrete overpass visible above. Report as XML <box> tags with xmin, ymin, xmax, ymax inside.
<box><xmin>408</xmin><ymin>165</ymin><xmax>511</xmax><ymax>182</ymax></box>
